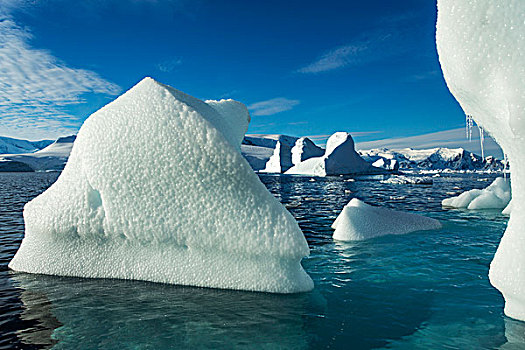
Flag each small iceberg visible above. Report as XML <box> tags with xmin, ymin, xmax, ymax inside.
<box><xmin>9</xmin><ymin>77</ymin><xmax>313</xmax><ymax>294</ymax></box>
<box><xmin>441</xmin><ymin>177</ymin><xmax>511</xmax><ymax>210</ymax></box>
<box><xmin>332</xmin><ymin>198</ymin><xmax>441</xmax><ymax>241</ymax></box>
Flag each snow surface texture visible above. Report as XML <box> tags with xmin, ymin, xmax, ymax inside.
<box><xmin>9</xmin><ymin>77</ymin><xmax>313</xmax><ymax>294</ymax></box>
<box><xmin>0</xmin><ymin>135</ymin><xmax>75</xmax><ymax>172</ymax></box>
<box><xmin>286</xmin><ymin>132</ymin><xmax>385</xmax><ymax>176</ymax></box>
<box><xmin>437</xmin><ymin>0</ymin><xmax>525</xmax><ymax>320</ymax></box>
<box><xmin>442</xmin><ymin>177</ymin><xmax>511</xmax><ymax>210</ymax></box>
<box><xmin>381</xmin><ymin>175</ymin><xmax>433</xmax><ymax>185</ymax></box>
<box><xmin>332</xmin><ymin>198</ymin><xmax>441</xmax><ymax>241</ymax></box>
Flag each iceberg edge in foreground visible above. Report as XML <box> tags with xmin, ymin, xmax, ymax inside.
<box><xmin>437</xmin><ymin>0</ymin><xmax>525</xmax><ymax>319</ymax></box>
<box><xmin>9</xmin><ymin>77</ymin><xmax>313</xmax><ymax>294</ymax></box>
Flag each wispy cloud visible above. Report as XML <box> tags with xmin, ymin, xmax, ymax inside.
<box><xmin>297</xmin><ymin>42</ymin><xmax>372</xmax><ymax>74</ymax></box>
<box><xmin>0</xmin><ymin>5</ymin><xmax>120</xmax><ymax>139</ymax></box>
<box><xmin>248</xmin><ymin>98</ymin><xmax>300</xmax><ymax>116</ymax></box>
<box><xmin>157</xmin><ymin>58</ymin><xmax>182</xmax><ymax>72</ymax></box>
<box><xmin>297</xmin><ymin>14</ymin><xmax>416</xmax><ymax>74</ymax></box>
<box><xmin>405</xmin><ymin>70</ymin><xmax>439</xmax><ymax>82</ymax></box>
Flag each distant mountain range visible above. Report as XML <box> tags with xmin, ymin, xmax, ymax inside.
<box><xmin>0</xmin><ymin>136</ymin><xmax>53</xmax><ymax>155</ymax></box>
<box><xmin>0</xmin><ymin>133</ymin><xmax>506</xmax><ymax>173</ymax></box>
<box><xmin>359</xmin><ymin>147</ymin><xmax>504</xmax><ymax>172</ymax></box>
<box><xmin>0</xmin><ymin>135</ymin><xmax>76</xmax><ymax>172</ymax></box>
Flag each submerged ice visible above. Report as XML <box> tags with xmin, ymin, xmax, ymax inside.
<box><xmin>332</xmin><ymin>198</ymin><xmax>441</xmax><ymax>241</ymax></box>
<box><xmin>8</xmin><ymin>77</ymin><xmax>313</xmax><ymax>294</ymax></box>
<box><xmin>437</xmin><ymin>0</ymin><xmax>525</xmax><ymax>320</ymax></box>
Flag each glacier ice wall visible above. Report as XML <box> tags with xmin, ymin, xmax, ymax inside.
<box><xmin>437</xmin><ymin>0</ymin><xmax>525</xmax><ymax>320</ymax></box>
<box><xmin>9</xmin><ymin>77</ymin><xmax>313</xmax><ymax>294</ymax></box>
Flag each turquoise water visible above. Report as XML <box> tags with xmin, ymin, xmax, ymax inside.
<box><xmin>0</xmin><ymin>172</ymin><xmax>523</xmax><ymax>349</ymax></box>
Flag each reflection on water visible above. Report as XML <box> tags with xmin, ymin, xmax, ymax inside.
<box><xmin>16</xmin><ymin>289</ymin><xmax>61</xmax><ymax>348</ymax></box>
<box><xmin>1</xmin><ymin>172</ymin><xmax>524</xmax><ymax>349</ymax></box>
<box><xmin>11</xmin><ymin>272</ymin><xmax>317</xmax><ymax>349</ymax></box>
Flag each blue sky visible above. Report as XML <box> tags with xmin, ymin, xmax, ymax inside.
<box><xmin>0</xmin><ymin>0</ymin><xmax>468</xmax><ymax>145</ymax></box>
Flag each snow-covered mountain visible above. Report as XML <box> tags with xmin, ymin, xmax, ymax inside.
<box><xmin>0</xmin><ymin>135</ymin><xmax>76</xmax><ymax>172</ymax></box>
<box><xmin>358</xmin><ymin>147</ymin><xmax>505</xmax><ymax>171</ymax></box>
<box><xmin>0</xmin><ymin>136</ymin><xmax>53</xmax><ymax>154</ymax></box>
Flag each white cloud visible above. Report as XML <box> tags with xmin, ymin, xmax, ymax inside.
<box><xmin>0</xmin><ymin>8</ymin><xmax>120</xmax><ymax>140</ymax></box>
<box><xmin>297</xmin><ymin>14</ymin><xmax>416</xmax><ymax>74</ymax></box>
<box><xmin>248</xmin><ymin>98</ymin><xmax>300</xmax><ymax>116</ymax></box>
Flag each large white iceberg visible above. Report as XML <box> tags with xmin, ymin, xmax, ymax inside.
<box><xmin>291</xmin><ymin>137</ymin><xmax>324</xmax><ymax>165</ymax></box>
<box><xmin>437</xmin><ymin>0</ymin><xmax>525</xmax><ymax>319</ymax></box>
<box><xmin>9</xmin><ymin>77</ymin><xmax>313</xmax><ymax>294</ymax></box>
<box><xmin>259</xmin><ymin>136</ymin><xmax>324</xmax><ymax>173</ymax></box>
<box><xmin>286</xmin><ymin>132</ymin><xmax>385</xmax><ymax>176</ymax></box>
<box><xmin>332</xmin><ymin>198</ymin><xmax>441</xmax><ymax>241</ymax></box>
<box><xmin>261</xmin><ymin>141</ymin><xmax>294</xmax><ymax>173</ymax></box>
<box><xmin>241</xmin><ymin>134</ymin><xmax>298</xmax><ymax>171</ymax></box>
<box><xmin>442</xmin><ymin>177</ymin><xmax>511</xmax><ymax>210</ymax></box>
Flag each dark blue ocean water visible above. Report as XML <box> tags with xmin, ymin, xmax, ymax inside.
<box><xmin>0</xmin><ymin>172</ymin><xmax>522</xmax><ymax>349</ymax></box>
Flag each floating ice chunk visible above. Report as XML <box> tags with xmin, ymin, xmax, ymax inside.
<box><xmin>372</xmin><ymin>158</ymin><xmax>399</xmax><ymax>171</ymax></box>
<box><xmin>332</xmin><ymin>198</ymin><xmax>441</xmax><ymax>241</ymax></box>
<box><xmin>381</xmin><ymin>175</ymin><xmax>433</xmax><ymax>185</ymax></box>
<box><xmin>442</xmin><ymin>178</ymin><xmax>511</xmax><ymax>210</ymax></box>
<box><xmin>8</xmin><ymin>77</ymin><xmax>313</xmax><ymax>294</ymax></box>
<box><xmin>286</xmin><ymin>132</ymin><xmax>384</xmax><ymax>176</ymax></box>
<box><xmin>437</xmin><ymin>0</ymin><xmax>525</xmax><ymax>320</ymax></box>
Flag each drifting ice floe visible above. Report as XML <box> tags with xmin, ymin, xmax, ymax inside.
<box><xmin>437</xmin><ymin>0</ymin><xmax>525</xmax><ymax>320</ymax></box>
<box><xmin>381</xmin><ymin>175</ymin><xmax>433</xmax><ymax>185</ymax></box>
<box><xmin>442</xmin><ymin>177</ymin><xmax>511</xmax><ymax>210</ymax></box>
<box><xmin>332</xmin><ymin>198</ymin><xmax>441</xmax><ymax>241</ymax></box>
<box><xmin>9</xmin><ymin>77</ymin><xmax>313</xmax><ymax>294</ymax></box>
<box><xmin>286</xmin><ymin>132</ymin><xmax>385</xmax><ymax>176</ymax></box>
